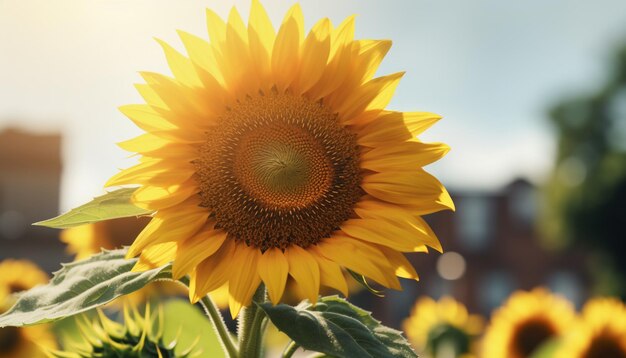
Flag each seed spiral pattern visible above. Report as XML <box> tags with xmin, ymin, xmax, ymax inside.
<box><xmin>195</xmin><ymin>93</ymin><xmax>362</xmax><ymax>251</ymax></box>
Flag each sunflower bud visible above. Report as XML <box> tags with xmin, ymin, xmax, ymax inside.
<box><xmin>48</xmin><ymin>305</ymin><xmax>200</xmax><ymax>357</ymax></box>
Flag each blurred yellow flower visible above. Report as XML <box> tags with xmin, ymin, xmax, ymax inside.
<box><xmin>60</xmin><ymin>217</ymin><xmax>150</xmax><ymax>261</ymax></box>
<box><xmin>482</xmin><ymin>288</ymin><xmax>575</xmax><ymax>358</ymax></box>
<box><xmin>555</xmin><ymin>297</ymin><xmax>626</xmax><ymax>358</ymax></box>
<box><xmin>403</xmin><ymin>296</ymin><xmax>483</xmax><ymax>357</ymax></box>
<box><xmin>0</xmin><ymin>259</ymin><xmax>48</xmax><ymax>310</ymax></box>
<box><xmin>0</xmin><ymin>260</ymin><xmax>56</xmax><ymax>358</ymax></box>
<box><xmin>108</xmin><ymin>0</ymin><xmax>452</xmax><ymax>318</ymax></box>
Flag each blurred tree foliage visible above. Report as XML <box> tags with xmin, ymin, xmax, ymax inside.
<box><xmin>544</xmin><ymin>45</ymin><xmax>626</xmax><ymax>296</ymax></box>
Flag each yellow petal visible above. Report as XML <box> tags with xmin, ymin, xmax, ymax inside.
<box><xmin>356</xmin><ymin>40</ymin><xmax>392</xmax><ymax>83</ymax></box>
<box><xmin>272</xmin><ymin>4</ymin><xmax>303</xmax><ymax>91</ymax></box>
<box><xmin>119</xmin><ymin>104</ymin><xmax>176</xmax><ymax>133</ymax></box>
<box><xmin>340</xmin><ymin>218</ymin><xmax>428</xmax><ymax>252</ymax></box>
<box><xmin>105</xmin><ymin>159</ymin><xmax>195</xmax><ymax>187</ymax></box>
<box><xmin>330</xmin><ymin>40</ymin><xmax>392</xmax><ymax>104</ymax></box>
<box><xmin>220</xmin><ymin>7</ymin><xmax>253</xmax><ymax>94</ymax></box>
<box><xmin>357</xmin><ymin>111</ymin><xmax>442</xmax><ymax>147</ymax></box>
<box><xmin>307</xmin><ymin>16</ymin><xmax>354</xmax><ymax>99</ymax></box>
<box><xmin>177</xmin><ymin>29</ymin><xmax>226</xmax><ymax>86</ymax></box>
<box><xmin>139</xmin><ymin>72</ymin><xmax>215</xmax><ymax>130</ymax></box>
<box><xmin>126</xmin><ymin>201</ymin><xmax>208</xmax><ymax>258</ymax></box>
<box><xmin>119</xmin><ymin>136</ymin><xmax>197</xmax><ymax>160</ymax></box>
<box><xmin>339</xmin><ymin>72</ymin><xmax>404</xmax><ymax>125</ymax></box>
<box><xmin>377</xmin><ymin>245</ymin><xmax>419</xmax><ymax>280</ymax></box>
<box><xmin>257</xmin><ymin>248</ymin><xmax>289</xmax><ymax>305</ymax></box>
<box><xmin>362</xmin><ymin>170</ymin><xmax>455</xmax><ymax>212</ymax></box>
<box><xmin>317</xmin><ymin>236</ymin><xmax>398</xmax><ymax>289</ymax></box>
<box><xmin>134</xmin><ymin>83</ymin><xmax>167</xmax><ymax>109</ymax></box>
<box><xmin>249</xmin><ymin>0</ymin><xmax>275</xmax><ymax>53</ymax></box>
<box><xmin>361</xmin><ymin>142</ymin><xmax>450</xmax><ymax>172</ymax></box>
<box><xmin>205</xmin><ymin>9</ymin><xmax>226</xmax><ymax>46</ymax></box>
<box><xmin>309</xmin><ymin>247</ymin><xmax>349</xmax><ymax>297</ymax></box>
<box><xmin>190</xmin><ymin>239</ymin><xmax>236</xmax><ymax>302</ymax></box>
<box><xmin>229</xmin><ymin>244</ymin><xmax>262</xmax><ymax>318</ymax></box>
<box><xmin>119</xmin><ymin>103</ymin><xmax>203</xmax><ymax>144</ymax></box>
<box><xmin>131</xmin><ymin>179</ymin><xmax>199</xmax><ymax>210</ymax></box>
<box><xmin>172</xmin><ymin>226</ymin><xmax>227</xmax><ymax>279</ymax></box>
<box><xmin>226</xmin><ymin>7</ymin><xmax>248</xmax><ymax>46</ymax></box>
<box><xmin>248</xmin><ymin>0</ymin><xmax>275</xmax><ymax>88</ymax></box>
<box><xmin>155</xmin><ymin>38</ymin><xmax>203</xmax><ymax>88</ymax></box>
<box><xmin>286</xmin><ymin>245</ymin><xmax>320</xmax><ymax>303</ymax></box>
<box><xmin>296</xmin><ymin>18</ymin><xmax>331</xmax><ymax>93</ymax></box>
<box><xmin>118</xmin><ymin>133</ymin><xmax>169</xmax><ymax>153</ymax></box>
<box><xmin>133</xmin><ymin>242</ymin><xmax>178</xmax><ymax>271</ymax></box>
<box><xmin>330</xmin><ymin>15</ymin><xmax>355</xmax><ymax>58</ymax></box>
<box><xmin>354</xmin><ymin>198</ymin><xmax>442</xmax><ymax>252</ymax></box>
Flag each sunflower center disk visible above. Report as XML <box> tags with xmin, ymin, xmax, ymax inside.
<box><xmin>196</xmin><ymin>93</ymin><xmax>362</xmax><ymax>251</ymax></box>
<box><xmin>0</xmin><ymin>326</ymin><xmax>20</xmax><ymax>353</ymax></box>
<box><xmin>234</xmin><ymin>124</ymin><xmax>332</xmax><ymax>208</ymax></box>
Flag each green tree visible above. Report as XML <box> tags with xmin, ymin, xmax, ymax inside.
<box><xmin>544</xmin><ymin>45</ymin><xmax>626</xmax><ymax>296</ymax></box>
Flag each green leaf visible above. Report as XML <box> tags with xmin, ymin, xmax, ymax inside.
<box><xmin>160</xmin><ymin>300</ymin><xmax>226</xmax><ymax>358</ymax></box>
<box><xmin>34</xmin><ymin>188</ymin><xmax>153</xmax><ymax>228</ymax></box>
<box><xmin>259</xmin><ymin>296</ymin><xmax>417</xmax><ymax>358</ymax></box>
<box><xmin>0</xmin><ymin>249</ymin><xmax>171</xmax><ymax>327</ymax></box>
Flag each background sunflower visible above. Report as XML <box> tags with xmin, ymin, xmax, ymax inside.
<box><xmin>0</xmin><ymin>260</ymin><xmax>56</xmax><ymax>358</ymax></box>
<box><xmin>555</xmin><ymin>298</ymin><xmax>626</xmax><ymax>358</ymax></box>
<box><xmin>403</xmin><ymin>296</ymin><xmax>483</xmax><ymax>357</ymax></box>
<box><xmin>481</xmin><ymin>288</ymin><xmax>576</xmax><ymax>358</ymax></box>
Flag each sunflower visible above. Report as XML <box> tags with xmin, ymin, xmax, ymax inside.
<box><xmin>0</xmin><ymin>260</ymin><xmax>56</xmax><ymax>358</ymax></box>
<box><xmin>481</xmin><ymin>288</ymin><xmax>575</xmax><ymax>358</ymax></box>
<box><xmin>403</xmin><ymin>296</ymin><xmax>483</xmax><ymax>357</ymax></box>
<box><xmin>107</xmin><ymin>0</ymin><xmax>453</xmax><ymax>317</ymax></box>
<box><xmin>555</xmin><ymin>298</ymin><xmax>626</xmax><ymax>358</ymax></box>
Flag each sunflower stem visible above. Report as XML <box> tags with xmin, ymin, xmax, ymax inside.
<box><xmin>200</xmin><ymin>295</ymin><xmax>240</xmax><ymax>358</ymax></box>
<box><xmin>177</xmin><ymin>276</ymin><xmax>239</xmax><ymax>358</ymax></box>
<box><xmin>238</xmin><ymin>284</ymin><xmax>268</xmax><ymax>358</ymax></box>
<box><xmin>282</xmin><ymin>341</ymin><xmax>300</xmax><ymax>358</ymax></box>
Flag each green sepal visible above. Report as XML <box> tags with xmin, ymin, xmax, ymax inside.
<box><xmin>34</xmin><ymin>188</ymin><xmax>153</xmax><ymax>229</ymax></box>
<box><xmin>259</xmin><ymin>295</ymin><xmax>417</xmax><ymax>358</ymax></box>
<box><xmin>0</xmin><ymin>248</ymin><xmax>171</xmax><ymax>327</ymax></box>
<box><xmin>347</xmin><ymin>269</ymin><xmax>385</xmax><ymax>297</ymax></box>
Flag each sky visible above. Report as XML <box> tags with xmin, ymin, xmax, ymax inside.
<box><xmin>1</xmin><ymin>0</ymin><xmax>626</xmax><ymax>211</ymax></box>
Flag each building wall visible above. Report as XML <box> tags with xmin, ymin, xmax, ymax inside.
<box><xmin>0</xmin><ymin>128</ymin><xmax>69</xmax><ymax>270</ymax></box>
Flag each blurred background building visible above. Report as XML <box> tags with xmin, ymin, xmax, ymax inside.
<box><xmin>0</xmin><ymin>128</ymin><xmax>68</xmax><ymax>270</ymax></box>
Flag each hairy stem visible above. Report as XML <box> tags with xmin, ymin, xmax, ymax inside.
<box><xmin>178</xmin><ymin>277</ymin><xmax>238</xmax><ymax>358</ymax></box>
<box><xmin>238</xmin><ymin>284</ymin><xmax>268</xmax><ymax>358</ymax></box>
